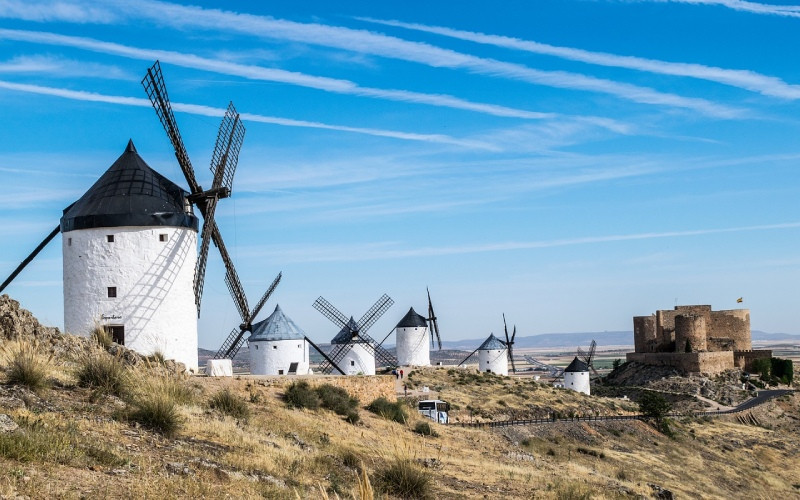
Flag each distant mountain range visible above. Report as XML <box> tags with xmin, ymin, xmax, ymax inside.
<box><xmin>199</xmin><ymin>330</ymin><xmax>800</xmax><ymax>356</ymax></box>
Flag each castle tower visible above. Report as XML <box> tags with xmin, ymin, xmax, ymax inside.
<box><xmin>477</xmin><ymin>333</ymin><xmax>508</xmax><ymax>376</ymax></box>
<box><xmin>674</xmin><ymin>314</ymin><xmax>707</xmax><ymax>352</ymax></box>
<box><xmin>61</xmin><ymin>141</ymin><xmax>199</xmax><ymax>370</ymax></box>
<box><xmin>563</xmin><ymin>357</ymin><xmax>590</xmax><ymax>395</ymax></box>
<box><xmin>248</xmin><ymin>304</ymin><xmax>309</xmax><ymax>375</ymax></box>
<box><xmin>395</xmin><ymin>307</ymin><xmax>430</xmax><ymax>367</ymax></box>
<box><xmin>332</xmin><ymin>317</ymin><xmax>375</xmax><ymax>376</ymax></box>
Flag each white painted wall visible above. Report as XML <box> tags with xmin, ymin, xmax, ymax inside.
<box><xmin>478</xmin><ymin>348</ymin><xmax>509</xmax><ymax>376</ymax></box>
<box><xmin>335</xmin><ymin>343</ymin><xmax>375</xmax><ymax>376</ymax></box>
<box><xmin>564</xmin><ymin>370</ymin><xmax>591</xmax><ymax>395</ymax></box>
<box><xmin>62</xmin><ymin>226</ymin><xmax>198</xmax><ymax>371</ymax></box>
<box><xmin>396</xmin><ymin>326</ymin><xmax>430</xmax><ymax>366</ymax></box>
<box><xmin>249</xmin><ymin>339</ymin><xmax>309</xmax><ymax>375</ymax></box>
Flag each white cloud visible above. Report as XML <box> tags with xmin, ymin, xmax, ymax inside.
<box><xmin>638</xmin><ymin>0</ymin><xmax>800</xmax><ymax>18</ymax></box>
<box><xmin>0</xmin><ymin>28</ymin><xmax>580</xmax><ymax>122</ymax></box>
<box><xmin>0</xmin><ymin>54</ymin><xmax>134</xmax><ymax>80</ymax></box>
<box><xmin>361</xmin><ymin>17</ymin><xmax>800</xmax><ymax>99</ymax></box>
<box><xmin>0</xmin><ymin>80</ymin><xmax>494</xmax><ymax>148</ymax></box>
<box><xmin>0</xmin><ymin>2</ymin><xmax>743</xmax><ymax>116</ymax></box>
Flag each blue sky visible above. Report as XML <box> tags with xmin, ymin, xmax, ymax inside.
<box><xmin>1</xmin><ymin>0</ymin><xmax>799</xmax><ymax>349</ymax></box>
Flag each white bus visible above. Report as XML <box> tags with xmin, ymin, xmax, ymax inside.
<box><xmin>417</xmin><ymin>399</ymin><xmax>450</xmax><ymax>424</ymax></box>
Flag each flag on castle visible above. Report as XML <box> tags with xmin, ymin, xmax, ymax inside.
<box><xmin>736</xmin><ymin>297</ymin><xmax>743</xmax><ymax>303</ymax></box>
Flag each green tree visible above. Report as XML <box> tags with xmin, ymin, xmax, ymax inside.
<box><xmin>612</xmin><ymin>359</ymin><xmax>622</xmax><ymax>370</ymax></box>
<box><xmin>639</xmin><ymin>391</ymin><xmax>671</xmax><ymax>424</ymax></box>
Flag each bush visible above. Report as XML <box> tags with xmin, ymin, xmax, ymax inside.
<box><xmin>316</xmin><ymin>384</ymin><xmax>359</xmax><ymax>416</ymax></box>
<box><xmin>129</xmin><ymin>392</ymin><xmax>182</xmax><ymax>437</ymax></box>
<box><xmin>345</xmin><ymin>410</ymin><xmax>360</xmax><ymax>424</ymax></box>
<box><xmin>76</xmin><ymin>353</ymin><xmax>129</xmax><ymax>397</ymax></box>
<box><xmin>413</xmin><ymin>421</ymin><xmax>438</xmax><ymax>437</ymax></box>
<box><xmin>208</xmin><ymin>388</ymin><xmax>250</xmax><ymax>420</ymax></box>
<box><xmin>367</xmin><ymin>397</ymin><xmax>407</xmax><ymax>424</ymax></box>
<box><xmin>3</xmin><ymin>341</ymin><xmax>52</xmax><ymax>393</ymax></box>
<box><xmin>284</xmin><ymin>381</ymin><xmax>320</xmax><ymax>410</ymax></box>
<box><xmin>375</xmin><ymin>458</ymin><xmax>431</xmax><ymax>499</ymax></box>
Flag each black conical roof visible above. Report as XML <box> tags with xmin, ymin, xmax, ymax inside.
<box><xmin>60</xmin><ymin>140</ymin><xmax>198</xmax><ymax>232</ymax></box>
<box><xmin>332</xmin><ymin>317</ymin><xmax>366</xmax><ymax>344</ymax></box>
<box><xmin>395</xmin><ymin>307</ymin><xmax>428</xmax><ymax>329</ymax></box>
<box><xmin>564</xmin><ymin>356</ymin><xmax>589</xmax><ymax>373</ymax></box>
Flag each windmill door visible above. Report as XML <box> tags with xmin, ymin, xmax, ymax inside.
<box><xmin>288</xmin><ymin>362</ymin><xmax>299</xmax><ymax>374</ymax></box>
<box><xmin>105</xmin><ymin>325</ymin><xmax>125</xmax><ymax>346</ymax></box>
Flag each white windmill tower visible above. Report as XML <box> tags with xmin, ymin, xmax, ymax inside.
<box><xmin>61</xmin><ymin>140</ymin><xmax>200</xmax><ymax>369</ymax></box>
<box><xmin>313</xmin><ymin>295</ymin><xmax>396</xmax><ymax>376</ymax></box>
<box><xmin>563</xmin><ymin>356</ymin><xmax>591</xmax><ymax>395</ymax></box>
<box><xmin>248</xmin><ymin>304</ymin><xmax>310</xmax><ymax>376</ymax></box>
<box><xmin>0</xmin><ymin>61</ymin><xmax>249</xmax><ymax>373</ymax></box>
<box><xmin>394</xmin><ymin>288</ymin><xmax>442</xmax><ymax>367</ymax></box>
<box><xmin>458</xmin><ymin>332</ymin><xmax>508</xmax><ymax>376</ymax></box>
<box><xmin>395</xmin><ymin>308</ymin><xmax>429</xmax><ymax>367</ymax></box>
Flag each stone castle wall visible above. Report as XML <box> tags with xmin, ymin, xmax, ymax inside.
<box><xmin>626</xmin><ymin>351</ymin><xmax>733</xmax><ymax>375</ymax></box>
<box><xmin>710</xmin><ymin>309</ymin><xmax>751</xmax><ymax>350</ymax></box>
<box><xmin>734</xmin><ymin>350</ymin><xmax>772</xmax><ymax>371</ymax></box>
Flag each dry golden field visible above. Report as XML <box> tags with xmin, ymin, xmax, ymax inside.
<box><xmin>1</xmin><ymin>337</ymin><xmax>798</xmax><ymax>500</ymax></box>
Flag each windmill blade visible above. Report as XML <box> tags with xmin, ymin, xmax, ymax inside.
<box><xmin>356</xmin><ymin>294</ymin><xmax>394</xmax><ymax>334</ymax></box>
<box><xmin>427</xmin><ymin>288</ymin><xmax>442</xmax><ymax>350</ymax></box>
<box><xmin>0</xmin><ymin>225</ymin><xmax>60</xmax><ymax>294</ymax></box>
<box><xmin>210</xmin><ymin>102</ymin><xmax>245</xmax><ymax>193</ymax></box>
<box><xmin>214</xmin><ymin>326</ymin><xmax>246</xmax><ymax>360</ymax></box>
<box><xmin>213</xmin><ymin>222</ymin><xmax>248</xmax><ymax>322</ymax></box>
<box><xmin>193</xmin><ymin>203</ymin><xmax>217</xmax><ymax>314</ymax></box>
<box><xmin>247</xmin><ymin>272</ymin><xmax>282</xmax><ymax>324</ymax></box>
<box><xmin>354</xmin><ymin>334</ymin><xmax>397</xmax><ymax>368</ymax></box>
<box><xmin>586</xmin><ymin>340</ymin><xmax>597</xmax><ymax>366</ymax></box>
<box><xmin>318</xmin><ymin>342</ymin><xmax>354</xmax><ymax>375</ymax></box>
<box><xmin>508</xmin><ymin>345</ymin><xmax>517</xmax><ymax>373</ymax></box>
<box><xmin>312</xmin><ymin>296</ymin><xmax>350</xmax><ymax>330</ymax></box>
<box><xmin>305</xmin><ymin>336</ymin><xmax>345</xmax><ymax>375</ymax></box>
<box><xmin>457</xmin><ymin>346</ymin><xmax>480</xmax><ymax>367</ymax></box>
<box><xmin>503</xmin><ymin>314</ymin><xmax>509</xmax><ymax>344</ymax></box>
<box><xmin>141</xmin><ymin>60</ymin><xmax>200</xmax><ymax>194</ymax></box>
<box><xmin>577</xmin><ymin>346</ymin><xmax>589</xmax><ymax>364</ymax></box>
<box><xmin>511</xmin><ymin>325</ymin><xmax>517</xmax><ymax>343</ymax></box>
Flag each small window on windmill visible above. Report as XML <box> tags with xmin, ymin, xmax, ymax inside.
<box><xmin>159</xmin><ymin>234</ymin><xmax>168</xmax><ymax>242</ymax></box>
<box><xmin>350</xmin><ymin>361</ymin><xmax>355</xmax><ymax>367</ymax></box>
<box><xmin>273</xmin><ymin>345</ymin><xmax>277</xmax><ymax>350</ymax></box>
<box><xmin>254</xmin><ymin>345</ymin><xmax>258</xmax><ymax>350</ymax></box>
<box><xmin>67</xmin><ymin>238</ymin><xmax>72</xmax><ymax>246</ymax></box>
<box><xmin>106</xmin><ymin>235</ymin><xmax>114</xmax><ymax>243</ymax></box>
<box><xmin>278</xmin><ymin>369</ymin><xmax>284</xmax><ymax>375</ymax></box>
<box><xmin>107</xmin><ymin>287</ymin><xmax>117</xmax><ymax>298</ymax></box>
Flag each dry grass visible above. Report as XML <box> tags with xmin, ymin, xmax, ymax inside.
<box><xmin>0</xmin><ymin>360</ymin><xmax>798</xmax><ymax>499</ymax></box>
<box><xmin>0</xmin><ymin>339</ymin><xmax>54</xmax><ymax>393</ymax></box>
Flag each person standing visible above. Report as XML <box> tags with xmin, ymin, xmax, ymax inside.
<box><xmin>400</xmin><ymin>369</ymin><xmax>404</xmax><ymax>379</ymax></box>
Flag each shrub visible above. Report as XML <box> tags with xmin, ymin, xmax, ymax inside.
<box><xmin>208</xmin><ymin>388</ymin><xmax>250</xmax><ymax>420</ymax></box>
<box><xmin>367</xmin><ymin>397</ymin><xmax>407</xmax><ymax>424</ymax></box>
<box><xmin>128</xmin><ymin>376</ymin><xmax>185</xmax><ymax>437</ymax></box>
<box><xmin>76</xmin><ymin>353</ymin><xmax>129</xmax><ymax>397</ymax></box>
<box><xmin>3</xmin><ymin>341</ymin><xmax>51</xmax><ymax>393</ymax></box>
<box><xmin>129</xmin><ymin>392</ymin><xmax>182</xmax><ymax>437</ymax></box>
<box><xmin>345</xmin><ymin>410</ymin><xmax>360</xmax><ymax>424</ymax></box>
<box><xmin>375</xmin><ymin>458</ymin><xmax>431</xmax><ymax>499</ymax></box>
<box><xmin>413</xmin><ymin>421</ymin><xmax>438</xmax><ymax>437</ymax></box>
<box><xmin>284</xmin><ymin>381</ymin><xmax>320</xmax><ymax>410</ymax></box>
<box><xmin>316</xmin><ymin>384</ymin><xmax>359</xmax><ymax>416</ymax></box>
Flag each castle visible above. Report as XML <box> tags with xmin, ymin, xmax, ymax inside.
<box><xmin>626</xmin><ymin>305</ymin><xmax>771</xmax><ymax>375</ymax></box>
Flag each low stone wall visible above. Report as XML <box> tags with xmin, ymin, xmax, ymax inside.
<box><xmin>626</xmin><ymin>351</ymin><xmax>733</xmax><ymax>375</ymax></box>
<box><xmin>243</xmin><ymin>374</ymin><xmax>396</xmax><ymax>403</ymax></box>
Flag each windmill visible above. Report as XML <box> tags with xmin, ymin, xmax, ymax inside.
<box><xmin>576</xmin><ymin>339</ymin><xmax>601</xmax><ymax>379</ymax></box>
<box><xmin>141</xmin><ymin>60</ymin><xmax>247</xmax><ymax>317</ymax></box>
<box><xmin>503</xmin><ymin>314</ymin><xmax>518</xmax><ymax>374</ymax></box>
<box><xmin>213</xmin><ymin>272</ymin><xmax>282</xmax><ymax>360</ymax></box>
<box><xmin>523</xmin><ymin>355</ymin><xmax>564</xmax><ymax>378</ymax></box>
<box><xmin>426</xmin><ymin>288</ymin><xmax>442</xmax><ymax>350</ymax></box>
<box><xmin>313</xmin><ymin>294</ymin><xmax>397</xmax><ymax>374</ymax></box>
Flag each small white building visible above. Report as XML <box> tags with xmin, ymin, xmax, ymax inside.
<box><xmin>395</xmin><ymin>307</ymin><xmax>430</xmax><ymax>367</ymax></box>
<box><xmin>332</xmin><ymin>317</ymin><xmax>375</xmax><ymax>376</ymax></box>
<box><xmin>61</xmin><ymin>140</ymin><xmax>199</xmax><ymax>371</ymax></box>
<box><xmin>563</xmin><ymin>357</ymin><xmax>591</xmax><ymax>395</ymax></box>
<box><xmin>478</xmin><ymin>333</ymin><xmax>508</xmax><ymax>376</ymax></box>
<box><xmin>248</xmin><ymin>304</ymin><xmax>309</xmax><ymax>376</ymax></box>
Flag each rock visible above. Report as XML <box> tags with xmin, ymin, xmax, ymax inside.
<box><xmin>648</xmin><ymin>483</ymin><xmax>674</xmax><ymax>500</ymax></box>
<box><xmin>287</xmin><ymin>432</ymin><xmax>311</xmax><ymax>450</ymax></box>
<box><xmin>0</xmin><ymin>414</ymin><xmax>19</xmax><ymax>433</ymax></box>
<box><xmin>165</xmin><ymin>462</ymin><xmax>193</xmax><ymax>476</ymax></box>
